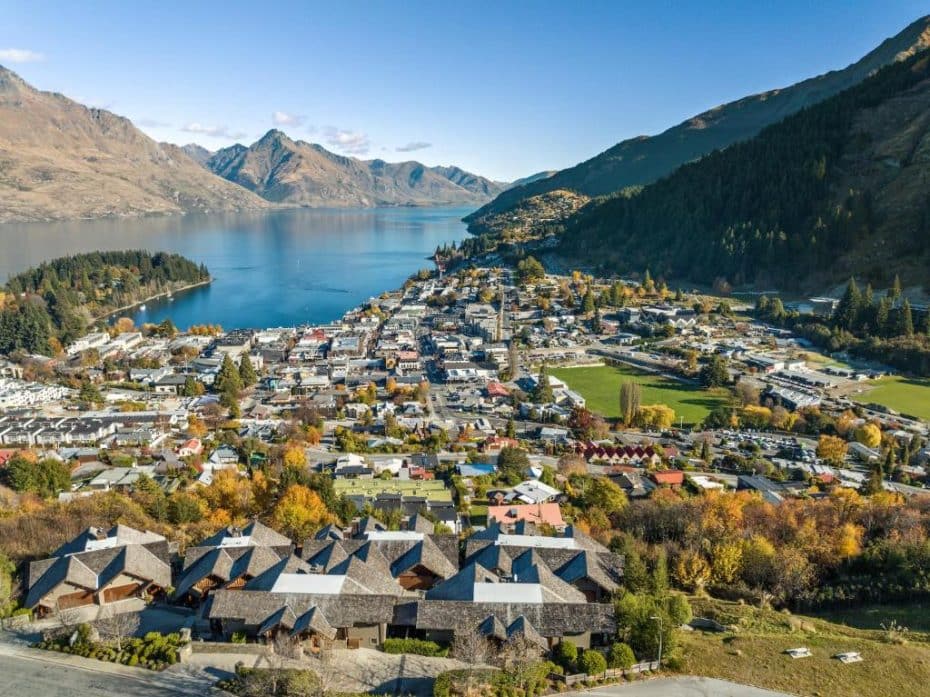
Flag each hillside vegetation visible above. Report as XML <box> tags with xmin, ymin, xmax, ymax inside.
<box><xmin>558</xmin><ymin>50</ymin><xmax>930</xmax><ymax>290</ymax></box>
<box><xmin>465</xmin><ymin>17</ymin><xmax>930</xmax><ymax>231</ymax></box>
<box><xmin>679</xmin><ymin>598</ymin><xmax>930</xmax><ymax>697</ymax></box>
<box><xmin>0</xmin><ymin>250</ymin><xmax>209</xmax><ymax>354</ymax></box>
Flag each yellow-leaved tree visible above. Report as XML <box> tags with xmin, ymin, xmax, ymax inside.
<box><xmin>854</xmin><ymin>423</ymin><xmax>881</xmax><ymax>449</ymax></box>
<box><xmin>271</xmin><ymin>485</ymin><xmax>334</xmax><ymax>541</ymax></box>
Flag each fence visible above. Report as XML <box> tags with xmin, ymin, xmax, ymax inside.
<box><xmin>551</xmin><ymin>661</ymin><xmax>660</xmax><ymax>686</ymax></box>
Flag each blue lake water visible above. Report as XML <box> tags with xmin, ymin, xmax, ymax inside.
<box><xmin>0</xmin><ymin>207</ymin><xmax>471</xmax><ymax>329</ymax></box>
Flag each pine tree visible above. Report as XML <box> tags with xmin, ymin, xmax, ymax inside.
<box><xmin>238</xmin><ymin>355</ymin><xmax>258</xmax><ymax>387</ymax></box>
<box><xmin>215</xmin><ymin>353</ymin><xmax>242</xmax><ymax>394</ymax></box>
<box><xmin>533</xmin><ymin>363</ymin><xmax>554</xmax><ymax>404</ymax></box>
<box><xmin>875</xmin><ymin>297</ymin><xmax>891</xmax><ymax>337</ymax></box>
<box><xmin>833</xmin><ymin>278</ymin><xmax>861</xmax><ymax>331</ymax></box>
<box><xmin>582</xmin><ymin>290</ymin><xmax>595</xmax><ymax>314</ymax></box>
<box><xmin>899</xmin><ymin>299</ymin><xmax>915</xmax><ymax>337</ymax></box>
<box><xmin>890</xmin><ymin>274</ymin><xmax>902</xmax><ymax>306</ymax></box>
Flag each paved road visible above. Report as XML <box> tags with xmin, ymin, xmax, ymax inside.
<box><xmin>581</xmin><ymin>677</ymin><xmax>793</xmax><ymax>697</ymax></box>
<box><xmin>0</xmin><ymin>652</ymin><xmax>214</xmax><ymax>697</ymax></box>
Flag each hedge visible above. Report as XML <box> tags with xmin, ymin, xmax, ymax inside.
<box><xmin>382</xmin><ymin>638</ymin><xmax>448</xmax><ymax>657</ymax></box>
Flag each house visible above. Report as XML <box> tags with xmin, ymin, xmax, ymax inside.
<box><xmin>23</xmin><ymin>525</ymin><xmax>170</xmax><ymax>616</ymax></box>
<box><xmin>173</xmin><ymin>522</ymin><xmax>294</xmax><ymax>603</ymax></box>
<box><xmin>178</xmin><ymin>438</ymin><xmax>203</xmax><ymax>457</ymax></box>
<box><xmin>649</xmin><ymin>470</ymin><xmax>685</xmax><ymax>488</ymax></box>
<box><xmin>487</xmin><ymin>503</ymin><xmax>566</xmax><ymax>531</ymax></box>
<box><xmin>508</xmin><ymin>479</ymin><xmax>561</xmax><ymax>505</ymax></box>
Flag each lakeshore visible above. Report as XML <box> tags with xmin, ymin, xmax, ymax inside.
<box><xmin>101</xmin><ymin>278</ymin><xmax>212</xmax><ymax>323</ymax></box>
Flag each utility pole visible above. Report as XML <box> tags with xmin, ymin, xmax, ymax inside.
<box><xmin>650</xmin><ymin>615</ymin><xmax>663</xmax><ymax>669</ymax></box>
<box><xmin>497</xmin><ymin>285</ymin><xmax>505</xmax><ymax>343</ymax></box>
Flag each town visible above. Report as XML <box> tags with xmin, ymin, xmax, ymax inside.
<box><xmin>1</xmin><ymin>261</ymin><xmax>929</xmax><ymax>696</ymax></box>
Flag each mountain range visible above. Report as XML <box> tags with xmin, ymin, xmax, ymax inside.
<box><xmin>465</xmin><ymin>16</ymin><xmax>930</xmax><ymax>233</ymax></box>
<box><xmin>201</xmin><ymin>130</ymin><xmax>507</xmax><ymax>208</ymax></box>
<box><xmin>0</xmin><ymin>66</ymin><xmax>269</xmax><ymax>223</ymax></box>
<box><xmin>0</xmin><ymin>68</ymin><xmax>506</xmax><ymax>223</ymax></box>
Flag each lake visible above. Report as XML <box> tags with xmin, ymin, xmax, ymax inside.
<box><xmin>0</xmin><ymin>207</ymin><xmax>471</xmax><ymax>329</ymax></box>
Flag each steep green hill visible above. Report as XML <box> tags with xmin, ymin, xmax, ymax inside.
<box><xmin>465</xmin><ymin>17</ymin><xmax>930</xmax><ymax>234</ymax></box>
<box><xmin>557</xmin><ymin>50</ymin><xmax>930</xmax><ymax>290</ymax></box>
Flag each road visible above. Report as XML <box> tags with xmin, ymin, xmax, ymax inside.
<box><xmin>0</xmin><ymin>651</ymin><xmax>214</xmax><ymax>697</ymax></box>
<box><xmin>580</xmin><ymin>677</ymin><xmax>793</xmax><ymax>696</ymax></box>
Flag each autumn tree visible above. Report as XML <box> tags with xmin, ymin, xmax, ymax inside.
<box><xmin>854</xmin><ymin>423</ymin><xmax>881</xmax><ymax>449</ymax></box>
<box><xmin>817</xmin><ymin>434</ymin><xmax>848</xmax><ymax>465</ymax></box>
<box><xmin>618</xmin><ymin>381</ymin><xmax>641</xmax><ymax>425</ymax></box>
<box><xmin>271</xmin><ymin>485</ymin><xmax>334</xmax><ymax>540</ymax></box>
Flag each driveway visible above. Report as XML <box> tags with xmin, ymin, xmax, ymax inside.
<box><xmin>581</xmin><ymin>677</ymin><xmax>794</xmax><ymax>697</ymax></box>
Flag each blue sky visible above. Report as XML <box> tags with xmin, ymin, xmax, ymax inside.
<box><xmin>1</xmin><ymin>1</ymin><xmax>926</xmax><ymax>181</ymax></box>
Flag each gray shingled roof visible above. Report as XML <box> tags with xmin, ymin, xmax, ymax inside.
<box><xmin>554</xmin><ymin>551</ymin><xmax>621</xmax><ymax>594</ymax></box>
<box><xmin>25</xmin><ymin>543</ymin><xmax>170</xmax><ymax>610</ymax></box>
<box><xmin>408</xmin><ymin>600</ymin><xmax>616</xmax><ymax>637</ymax></box>
<box><xmin>506</xmin><ymin>615</ymin><xmax>548</xmax><ymax>650</ymax></box>
<box><xmin>314</xmin><ymin>524</ymin><xmax>345</xmax><ymax>541</ymax></box>
<box><xmin>53</xmin><ymin>524</ymin><xmax>166</xmax><ymax>557</ymax></box>
<box><xmin>291</xmin><ymin>606</ymin><xmax>337</xmax><ymax>640</ymax></box>
<box><xmin>258</xmin><ymin>605</ymin><xmax>297</xmax><ymax>636</ymax></box>
<box><xmin>426</xmin><ymin>562</ymin><xmax>502</xmax><ymax>601</ymax></box>
<box><xmin>198</xmin><ymin>520</ymin><xmax>293</xmax><ymax>548</ymax></box>
<box><xmin>174</xmin><ymin>545</ymin><xmax>286</xmax><ymax>599</ymax></box>
<box><xmin>464</xmin><ymin>544</ymin><xmax>513</xmax><ymax>575</ymax></box>
<box><xmin>406</xmin><ymin>514</ymin><xmax>434</xmax><ymax>534</ymax></box>
<box><xmin>390</xmin><ymin>537</ymin><xmax>458</xmax><ymax>580</ymax></box>
<box><xmin>477</xmin><ymin>614</ymin><xmax>507</xmax><ymax>641</ymax></box>
<box><xmin>208</xmin><ymin>589</ymin><xmax>397</xmax><ymax>627</ymax></box>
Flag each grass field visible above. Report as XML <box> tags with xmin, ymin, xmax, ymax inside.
<box><xmin>851</xmin><ymin>375</ymin><xmax>930</xmax><ymax>421</ymax></box>
<box><xmin>551</xmin><ymin>364</ymin><xmax>728</xmax><ymax>426</ymax></box>
<box><xmin>809</xmin><ymin>603</ymin><xmax>930</xmax><ymax>633</ymax></box>
<box><xmin>678</xmin><ymin>598</ymin><xmax>930</xmax><ymax>697</ymax></box>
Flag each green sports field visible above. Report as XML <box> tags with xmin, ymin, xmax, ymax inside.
<box><xmin>852</xmin><ymin>375</ymin><xmax>930</xmax><ymax>421</ymax></box>
<box><xmin>551</xmin><ymin>363</ymin><xmax>728</xmax><ymax>426</ymax></box>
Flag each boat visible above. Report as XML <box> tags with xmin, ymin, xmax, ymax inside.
<box><xmin>139</xmin><ymin>304</ymin><xmax>147</xmax><ymax>311</ymax></box>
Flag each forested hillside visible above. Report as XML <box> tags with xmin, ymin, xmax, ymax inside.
<box><xmin>558</xmin><ymin>50</ymin><xmax>930</xmax><ymax>290</ymax></box>
<box><xmin>0</xmin><ymin>251</ymin><xmax>209</xmax><ymax>355</ymax></box>
<box><xmin>465</xmin><ymin>16</ymin><xmax>930</xmax><ymax>231</ymax></box>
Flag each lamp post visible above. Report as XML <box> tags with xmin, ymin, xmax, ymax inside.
<box><xmin>650</xmin><ymin>615</ymin><xmax>663</xmax><ymax>670</ymax></box>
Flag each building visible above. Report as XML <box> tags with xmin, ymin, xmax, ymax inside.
<box><xmin>487</xmin><ymin>503</ymin><xmax>566</xmax><ymax>531</ymax></box>
<box><xmin>24</xmin><ymin>525</ymin><xmax>171</xmax><ymax>617</ymax></box>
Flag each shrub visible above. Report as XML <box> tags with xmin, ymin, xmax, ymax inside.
<box><xmin>434</xmin><ymin>669</ymin><xmax>499</xmax><ymax>697</ymax></box>
<box><xmin>553</xmin><ymin>640</ymin><xmax>577</xmax><ymax>670</ymax></box>
<box><xmin>608</xmin><ymin>642</ymin><xmax>636</xmax><ymax>669</ymax></box>
<box><xmin>383</xmin><ymin>638</ymin><xmax>447</xmax><ymax>657</ymax></box>
<box><xmin>579</xmin><ymin>649</ymin><xmax>607</xmax><ymax>676</ymax></box>
<box><xmin>231</xmin><ymin>631</ymin><xmax>247</xmax><ymax>644</ymax></box>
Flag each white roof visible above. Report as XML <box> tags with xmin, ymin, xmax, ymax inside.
<box><xmin>84</xmin><ymin>537</ymin><xmax>120</xmax><ymax>552</ymax></box>
<box><xmin>473</xmin><ymin>582</ymin><xmax>543</xmax><ymax>604</ymax></box>
<box><xmin>270</xmin><ymin>573</ymin><xmax>346</xmax><ymax>594</ymax></box>
<box><xmin>495</xmin><ymin>534</ymin><xmax>579</xmax><ymax>549</ymax></box>
<box><xmin>365</xmin><ymin>531</ymin><xmax>425</xmax><ymax>542</ymax></box>
<box><xmin>219</xmin><ymin>536</ymin><xmax>253</xmax><ymax>548</ymax></box>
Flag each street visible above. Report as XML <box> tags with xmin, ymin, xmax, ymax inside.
<box><xmin>0</xmin><ymin>651</ymin><xmax>214</xmax><ymax>697</ymax></box>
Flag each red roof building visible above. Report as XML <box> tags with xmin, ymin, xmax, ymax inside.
<box><xmin>487</xmin><ymin>502</ymin><xmax>566</xmax><ymax>531</ymax></box>
<box><xmin>650</xmin><ymin>470</ymin><xmax>685</xmax><ymax>487</ymax></box>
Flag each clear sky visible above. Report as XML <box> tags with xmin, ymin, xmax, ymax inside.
<box><xmin>1</xmin><ymin>0</ymin><xmax>926</xmax><ymax>181</ymax></box>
